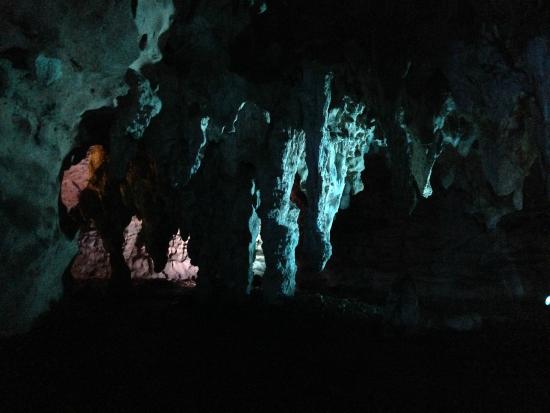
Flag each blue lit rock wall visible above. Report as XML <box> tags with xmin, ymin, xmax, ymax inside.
<box><xmin>0</xmin><ymin>0</ymin><xmax>169</xmax><ymax>334</ymax></box>
<box><xmin>301</xmin><ymin>71</ymin><xmax>377</xmax><ymax>273</ymax></box>
<box><xmin>257</xmin><ymin>128</ymin><xmax>306</xmax><ymax>297</ymax></box>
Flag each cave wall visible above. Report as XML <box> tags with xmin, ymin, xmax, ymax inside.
<box><xmin>329</xmin><ymin>154</ymin><xmax>550</xmax><ymax>309</ymax></box>
<box><xmin>0</xmin><ymin>0</ymin><xmax>167</xmax><ymax>334</ymax></box>
<box><xmin>1</xmin><ymin>0</ymin><xmax>550</xmax><ymax>334</ymax></box>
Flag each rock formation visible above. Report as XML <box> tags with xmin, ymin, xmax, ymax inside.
<box><xmin>0</xmin><ymin>0</ymin><xmax>143</xmax><ymax>333</ymax></box>
<box><xmin>1</xmin><ymin>0</ymin><xmax>550</xmax><ymax>334</ymax></box>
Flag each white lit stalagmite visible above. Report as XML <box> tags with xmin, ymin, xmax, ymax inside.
<box><xmin>252</xmin><ymin>224</ymin><xmax>266</xmax><ymax>277</ymax></box>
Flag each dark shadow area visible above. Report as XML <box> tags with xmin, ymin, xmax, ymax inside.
<box><xmin>329</xmin><ymin>153</ymin><xmax>550</xmax><ymax>316</ymax></box>
<box><xmin>0</xmin><ymin>288</ymin><xmax>548</xmax><ymax>412</ymax></box>
<box><xmin>0</xmin><ymin>47</ymin><xmax>31</xmax><ymax>70</ymax></box>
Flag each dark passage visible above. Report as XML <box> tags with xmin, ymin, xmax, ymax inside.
<box><xmin>0</xmin><ymin>288</ymin><xmax>548</xmax><ymax>412</ymax></box>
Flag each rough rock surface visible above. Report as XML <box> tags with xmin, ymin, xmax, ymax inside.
<box><xmin>1</xmin><ymin>0</ymin><xmax>550</xmax><ymax>334</ymax></box>
<box><xmin>70</xmin><ymin>215</ymin><xmax>198</xmax><ymax>283</ymax></box>
<box><xmin>302</xmin><ymin>74</ymin><xmax>377</xmax><ymax>272</ymax></box>
<box><xmin>71</xmin><ymin>226</ymin><xmax>112</xmax><ymax>280</ymax></box>
<box><xmin>121</xmin><ymin>216</ymin><xmax>197</xmax><ymax>282</ymax></box>
<box><xmin>0</xmin><ymin>0</ymin><xmax>144</xmax><ymax>334</ymax></box>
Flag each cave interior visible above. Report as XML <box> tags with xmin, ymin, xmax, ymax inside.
<box><xmin>0</xmin><ymin>0</ymin><xmax>549</xmax><ymax>410</ymax></box>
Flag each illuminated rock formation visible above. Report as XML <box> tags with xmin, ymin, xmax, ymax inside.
<box><xmin>302</xmin><ymin>72</ymin><xmax>377</xmax><ymax>273</ymax></box>
<box><xmin>252</xmin><ymin>228</ymin><xmax>266</xmax><ymax>278</ymax></box>
<box><xmin>0</xmin><ymin>0</ymin><xmax>146</xmax><ymax>333</ymax></box>
<box><xmin>61</xmin><ymin>145</ymin><xmax>106</xmax><ymax>211</ymax></box>
<box><xmin>130</xmin><ymin>0</ymin><xmax>175</xmax><ymax>72</ymax></box>
<box><xmin>257</xmin><ymin>127</ymin><xmax>307</xmax><ymax>296</ymax></box>
<box><xmin>2</xmin><ymin>0</ymin><xmax>550</xmax><ymax>335</ymax></box>
<box><xmin>122</xmin><ymin>216</ymin><xmax>198</xmax><ymax>282</ymax></box>
<box><xmin>71</xmin><ymin>226</ymin><xmax>112</xmax><ymax>280</ymax></box>
<box><xmin>71</xmin><ymin>216</ymin><xmax>198</xmax><ymax>283</ymax></box>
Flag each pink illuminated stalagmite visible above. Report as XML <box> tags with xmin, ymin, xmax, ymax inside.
<box><xmin>163</xmin><ymin>230</ymin><xmax>199</xmax><ymax>281</ymax></box>
<box><xmin>122</xmin><ymin>216</ymin><xmax>153</xmax><ymax>279</ymax></box>
<box><xmin>61</xmin><ymin>146</ymin><xmax>198</xmax><ymax>284</ymax></box>
<box><xmin>61</xmin><ymin>154</ymin><xmax>91</xmax><ymax>211</ymax></box>
<box><xmin>72</xmin><ymin>216</ymin><xmax>198</xmax><ymax>284</ymax></box>
<box><xmin>122</xmin><ymin>216</ymin><xmax>198</xmax><ymax>283</ymax></box>
<box><xmin>71</xmin><ymin>225</ymin><xmax>112</xmax><ymax>279</ymax></box>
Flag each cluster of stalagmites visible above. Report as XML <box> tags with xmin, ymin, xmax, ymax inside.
<box><xmin>60</xmin><ymin>146</ymin><xmax>198</xmax><ymax>283</ymax></box>
<box><xmin>70</xmin><ymin>217</ymin><xmax>198</xmax><ymax>283</ymax></box>
<box><xmin>181</xmin><ymin>72</ymin><xmax>383</xmax><ymax>296</ymax></box>
<box><xmin>1</xmin><ymin>0</ymin><xmax>549</xmax><ymax>334</ymax></box>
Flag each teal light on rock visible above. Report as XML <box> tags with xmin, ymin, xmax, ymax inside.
<box><xmin>35</xmin><ymin>54</ymin><xmax>62</xmax><ymax>86</ymax></box>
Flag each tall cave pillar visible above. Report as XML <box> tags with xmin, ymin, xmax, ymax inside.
<box><xmin>188</xmin><ymin>170</ymin><xmax>258</xmax><ymax>296</ymax></box>
<box><xmin>258</xmin><ymin>129</ymin><xmax>306</xmax><ymax>298</ymax></box>
<box><xmin>300</xmin><ymin>69</ymin><xmax>334</xmax><ymax>273</ymax></box>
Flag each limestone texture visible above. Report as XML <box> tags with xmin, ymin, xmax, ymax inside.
<box><xmin>0</xmin><ymin>0</ymin><xmax>144</xmax><ymax>334</ymax></box>
<box><xmin>1</xmin><ymin>0</ymin><xmax>550</xmax><ymax>334</ymax></box>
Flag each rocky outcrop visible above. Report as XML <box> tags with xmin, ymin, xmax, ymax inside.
<box><xmin>183</xmin><ymin>81</ymin><xmax>376</xmax><ymax>297</ymax></box>
<box><xmin>257</xmin><ymin>127</ymin><xmax>307</xmax><ymax>296</ymax></box>
<box><xmin>0</xmin><ymin>0</ymin><xmax>147</xmax><ymax>334</ymax></box>
<box><xmin>130</xmin><ymin>0</ymin><xmax>175</xmax><ymax>71</ymax></box>
<box><xmin>302</xmin><ymin>75</ymin><xmax>377</xmax><ymax>273</ymax></box>
<box><xmin>2</xmin><ymin>0</ymin><xmax>550</xmax><ymax>334</ymax></box>
<box><xmin>443</xmin><ymin>34</ymin><xmax>545</xmax><ymax>228</ymax></box>
<box><xmin>121</xmin><ymin>216</ymin><xmax>197</xmax><ymax>282</ymax></box>
<box><xmin>71</xmin><ymin>226</ymin><xmax>112</xmax><ymax>280</ymax></box>
<box><xmin>71</xmin><ymin>215</ymin><xmax>198</xmax><ymax>283</ymax></box>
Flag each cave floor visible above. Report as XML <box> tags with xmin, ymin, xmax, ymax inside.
<box><xmin>1</xmin><ymin>281</ymin><xmax>549</xmax><ymax>412</ymax></box>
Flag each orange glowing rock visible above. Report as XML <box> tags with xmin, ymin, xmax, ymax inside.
<box><xmin>61</xmin><ymin>145</ymin><xmax>106</xmax><ymax>211</ymax></box>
